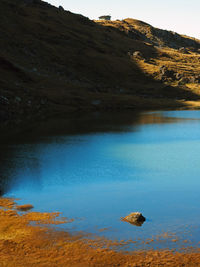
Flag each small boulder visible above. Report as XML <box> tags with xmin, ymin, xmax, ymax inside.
<box><xmin>159</xmin><ymin>66</ymin><xmax>175</xmax><ymax>79</ymax></box>
<box><xmin>174</xmin><ymin>72</ymin><xmax>183</xmax><ymax>80</ymax></box>
<box><xmin>122</xmin><ymin>212</ymin><xmax>146</xmax><ymax>226</ymax></box>
<box><xmin>133</xmin><ymin>51</ymin><xmax>143</xmax><ymax>58</ymax></box>
<box><xmin>188</xmin><ymin>76</ymin><xmax>200</xmax><ymax>84</ymax></box>
<box><xmin>179</xmin><ymin>47</ymin><xmax>188</xmax><ymax>54</ymax></box>
<box><xmin>195</xmin><ymin>76</ymin><xmax>200</xmax><ymax>83</ymax></box>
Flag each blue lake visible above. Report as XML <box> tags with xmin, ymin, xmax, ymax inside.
<box><xmin>1</xmin><ymin>110</ymin><xmax>200</xmax><ymax>250</ymax></box>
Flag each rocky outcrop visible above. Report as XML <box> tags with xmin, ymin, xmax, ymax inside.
<box><xmin>159</xmin><ymin>66</ymin><xmax>175</xmax><ymax>80</ymax></box>
<box><xmin>178</xmin><ymin>77</ymin><xmax>190</xmax><ymax>85</ymax></box>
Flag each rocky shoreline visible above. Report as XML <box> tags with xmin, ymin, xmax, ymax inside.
<box><xmin>0</xmin><ymin>197</ymin><xmax>200</xmax><ymax>267</ymax></box>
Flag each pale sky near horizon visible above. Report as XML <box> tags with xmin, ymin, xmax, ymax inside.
<box><xmin>47</xmin><ymin>0</ymin><xmax>199</xmax><ymax>39</ymax></box>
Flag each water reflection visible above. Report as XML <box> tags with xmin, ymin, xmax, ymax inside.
<box><xmin>0</xmin><ymin>110</ymin><xmax>200</xmax><ymax>250</ymax></box>
<box><xmin>0</xmin><ymin>111</ymin><xmax>188</xmax><ymax>196</ymax></box>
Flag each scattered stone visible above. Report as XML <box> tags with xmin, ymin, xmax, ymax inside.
<box><xmin>122</xmin><ymin>212</ymin><xmax>146</xmax><ymax>227</ymax></box>
<box><xmin>195</xmin><ymin>76</ymin><xmax>200</xmax><ymax>83</ymax></box>
<box><xmin>133</xmin><ymin>51</ymin><xmax>143</xmax><ymax>58</ymax></box>
<box><xmin>187</xmin><ymin>76</ymin><xmax>200</xmax><ymax>84</ymax></box>
<box><xmin>16</xmin><ymin>204</ymin><xmax>34</xmax><ymax>211</ymax></box>
<box><xmin>189</xmin><ymin>76</ymin><xmax>197</xmax><ymax>83</ymax></box>
<box><xmin>179</xmin><ymin>47</ymin><xmax>188</xmax><ymax>54</ymax></box>
<box><xmin>174</xmin><ymin>72</ymin><xmax>183</xmax><ymax>80</ymax></box>
<box><xmin>178</xmin><ymin>77</ymin><xmax>190</xmax><ymax>85</ymax></box>
<box><xmin>159</xmin><ymin>65</ymin><xmax>174</xmax><ymax>78</ymax></box>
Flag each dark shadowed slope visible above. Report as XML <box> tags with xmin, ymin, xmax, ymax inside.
<box><xmin>1</xmin><ymin>0</ymin><xmax>200</xmax><ymax>128</ymax></box>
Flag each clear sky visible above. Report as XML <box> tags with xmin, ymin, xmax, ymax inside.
<box><xmin>47</xmin><ymin>0</ymin><xmax>199</xmax><ymax>39</ymax></box>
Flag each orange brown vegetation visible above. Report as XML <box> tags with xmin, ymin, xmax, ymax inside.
<box><xmin>0</xmin><ymin>198</ymin><xmax>200</xmax><ymax>267</ymax></box>
<box><xmin>97</xmin><ymin>19</ymin><xmax>200</xmax><ymax>105</ymax></box>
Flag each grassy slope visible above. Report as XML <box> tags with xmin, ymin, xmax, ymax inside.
<box><xmin>1</xmin><ymin>0</ymin><xmax>200</xmax><ymax>126</ymax></box>
<box><xmin>96</xmin><ymin>18</ymin><xmax>200</xmax><ymax>49</ymax></box>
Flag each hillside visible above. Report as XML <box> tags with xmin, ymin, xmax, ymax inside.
<box><xmin>1</xmin><ymin>0</ymin><xmax>200</xmax><ymax>128</ymax></box>
<box><xmin>97</xmin><ymin>18</ymin><xmax>200</xmax><ymax>49</ymax></box>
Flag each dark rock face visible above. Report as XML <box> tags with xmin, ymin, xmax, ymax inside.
<box><xmin>122</xmin><ymin>212</ymin><xmax>146</xmax><ymax>227</ymax></box>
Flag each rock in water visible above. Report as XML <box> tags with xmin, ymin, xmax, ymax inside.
<box><xmin>16</xmin><ymin>204</ymin><xmax>34</xmax><ymax>211</ymax></box>
<box><xmin>122</xmin><ymin>212</ymin><xmax>146</xmax><ymax>226</ymax></box>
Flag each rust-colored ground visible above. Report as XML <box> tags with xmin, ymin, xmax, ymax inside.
<box><xmin>0</xmin><ymin>198</ymin><xmax>200</xmax><ymax>267</ymax></box>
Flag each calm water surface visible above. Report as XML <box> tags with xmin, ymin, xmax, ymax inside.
<box><xmin>1</xmin><ymin>110</ymin><xmax>200</xmax><ymax>250</ymax></box>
